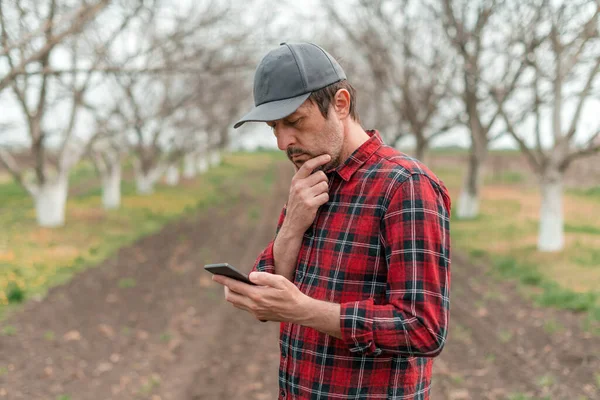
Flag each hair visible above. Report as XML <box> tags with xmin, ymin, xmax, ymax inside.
<box><xmin>308</xmin><ymin>80</ymin><xmax>360</xmax><ymax>124</ymax></box>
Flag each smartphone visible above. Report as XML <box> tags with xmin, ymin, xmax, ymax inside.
<box><xmin>203</xmin><ymin>263</ymin><xmax>256</xmax><ymax>285</ymax></box>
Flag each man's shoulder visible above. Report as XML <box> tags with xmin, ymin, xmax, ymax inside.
<box><xmin>365</xmin><ymin>144</ymin><xmax>444</xmax><ymax>188</ymax></box>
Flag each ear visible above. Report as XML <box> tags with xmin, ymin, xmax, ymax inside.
<box><xmin>333</xmin><ymin>89</ymin><xmax>351</xmax><ymax>120</ymax></box>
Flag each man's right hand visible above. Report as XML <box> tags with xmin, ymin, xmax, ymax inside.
<box><xmin>283</xmin><ymin>154</ymin><xmax>331</xmax><ymax>234</ymax></box>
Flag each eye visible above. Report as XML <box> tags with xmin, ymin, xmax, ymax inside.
<box><xmin>288</xmin><ymin>118</ymin><xmax>302</xmax><ymax>127</ymax></box>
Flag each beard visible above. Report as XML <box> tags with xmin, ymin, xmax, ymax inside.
<box><xmin>286</xmin><ymin>120</ymin><xmax>344</xmax><ymax>172</ymax></box>
<box><xmin>287</xmin><ymin>147</ymin><xmax>340</xmax><ymax>172</ymax></box>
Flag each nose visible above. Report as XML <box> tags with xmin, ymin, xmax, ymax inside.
<box><xmin>275</xmin><ymin>126</ymin><xmax>296</xmax><ymax>151</ymax></box>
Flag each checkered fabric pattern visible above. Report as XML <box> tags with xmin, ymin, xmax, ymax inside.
<box><xmin>252</xmin><ymin>130</ymin><xmax>451</xmax><ymax>399</ymax></box>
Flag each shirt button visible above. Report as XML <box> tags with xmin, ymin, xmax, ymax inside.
<box><xmin>281</xmin><ymin>347</ymin><xmax>287</xmax><ymax>358</ymax></box>
<box><xmin>280</xmin><ymin>388</ymin><xmax>286</xmax><ymax>398</ymax></box>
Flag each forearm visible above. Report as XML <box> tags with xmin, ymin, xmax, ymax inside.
<box><xmin>272</xmin><ymin>223</ymin><xmax>304</xmax><ymax>281</ymax></box>
<box><xmin>297</xmin><ymin>297</ymin><xmax>342</xmax><ymax>339</ymax></box>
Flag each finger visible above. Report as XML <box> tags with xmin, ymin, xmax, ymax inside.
<box><xmin>249</xmin><ymin>271</ymin><xmax>288</xmax><ymax>289</ymax></box>
<box><xmin>224</xmin><ymin>286</ymin><xmax>243</xmax><ymax>298</ymax></box>
<box><xmin>295</xmin><ymin>154</ymin><xmax>331</xmax><ymax>179</ymax></box>
<box><xmin>225</xmin><ymin>288</ymin><xmax>254</xmax><ymax>308</ymax></box>
<box><xmin>218</xmin><ymin>275</ymin><xmax>254</xmax><ymax>296</ymax></box>
<box><xmin>310</xmin><ymin>192</ymin><xmax>329</xmax><ymax>207</ymax></box>
<box><xmin>304</xmin><ymin>170</ymin><xmax>328</xmax><ymax>187</ymax></box>
<box><xmin>308</xmin><ymin>180</ymin><xmax>329</xmax><ymax>197</ymax></box>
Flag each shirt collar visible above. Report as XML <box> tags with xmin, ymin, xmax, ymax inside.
<box><xmin>327</xmin><ymin>130</ymin><xmax>383</xmax><ymax>182</ymax></box>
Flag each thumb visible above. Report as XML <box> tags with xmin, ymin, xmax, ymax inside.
<box><xmin>249</xmin><ymin>271</ymin><xmax>286</xmax><ymax>288</ymax></box>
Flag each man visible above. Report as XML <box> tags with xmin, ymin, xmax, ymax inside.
<box><xmin>212</xmin><ymin>42</ymin><xmax>451</xmax><ymax>399</ymax></box>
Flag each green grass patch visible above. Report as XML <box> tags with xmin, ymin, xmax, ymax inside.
<box><xmin>1</xmin><ymin>325</ymin><xmax>16</xmax><ymax>336</ymax></box>
<box><xmin>159</xmin><ymin>332</ymin><xmax>172</xmax><ymax>342</ymax></box>
<box><xmin>488</xmin><ymin>256</ymin><xmax>600</xmax><ymax>320</ymax></box>
<box><xmin>484</xmin><ymin>170</ymin><xmax>524</xmax><ymax>185</ymax></box>
<box><xmin>565</xmin><ymin>223</ymin><xmax>600</xmax><ymax>236</ymax></box>
<box><xmin>536</xmin><ymin>282</ymin><xmax>598</xmax><ymax>313</ymax></box>
<box><xmin>0</xmin><ymin>152</ymin><xmax>279</xmax><ymax>317</ymax></box>
<box><xmin>574</xmin><ymin>251</ymin><xmax>600</xmax><ymax>268</ymax></box>
<box><xmin>117</xmin><ymin>278</ymin><xmax>136</xmax><ymax>289</ymax></box>
<box><xmin>568</xmin><ymin>186</ymin><xmax>600</xmax><ymax>199</ymax></box>
<box><xmin>507</xmin><ymin>394</ymin><xmax>551</xmax><ymax>400</ymax></box>
<box><xmin>542</xmin><ymin>318</ymin><xmax>563</xmax><ymax>335</ymax></box>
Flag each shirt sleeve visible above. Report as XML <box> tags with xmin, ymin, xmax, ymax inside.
<box><xmin>251</xmin><ymin>205</ymin><xmax>287</xmax><ymax>275</ymax></box>
<box><xmin>340</xmin><ymin>174</ymin><xmax>451</xmax><ymax>357</ymax></box>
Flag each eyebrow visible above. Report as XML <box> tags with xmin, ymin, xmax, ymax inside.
<box><xmin>267</xmin><ymin>112</ymin><xmax>304</xmax><ymax>126</ymax></box>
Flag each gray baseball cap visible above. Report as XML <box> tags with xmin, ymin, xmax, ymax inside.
<box><xmin>233</xmin><ymin>42</ymin><xmax>347</xmax><ymax>129</ymax></box>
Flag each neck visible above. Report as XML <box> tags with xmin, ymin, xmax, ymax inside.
<box><xmin>340</xmin><ymin>120</ymin><xmax>369</xmax><ymax>163</ymax></box>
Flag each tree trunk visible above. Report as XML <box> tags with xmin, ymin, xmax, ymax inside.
<box><xmin>133</xmin><ymin>160</ymin><xmax>161</xmax><ymax>195</ymax></box>
<box><xmin>414</xmin><ymin>135</ymin><xmax>428</xmax><ymax>163</ymax></box>
<box><xmin>457</xmin><ymin>145</ymin><xmax>486</xmax><ymax>219</ymax></box>
<box><xmin>34</xmin><ymin>174</ymin><xmax>68</xmax><ymax>227</ymax></box>
<box><xmin>538</xmin><ymin>169</ymin><xmax>564</xmax><ymax>252</ymax></box>
<box><xmin>136</xmin><ymin>174</ymin><xmax>155</xmax><ymax>194</ymax></box>
<box><xmin>165</xmin><ymin>165</ymin><xmax>180</xmax><ymax>186</ymax></box>
<box><xmin>183</xmin><ymin>153</ymin><xmax>196</xmax><ymax>178</ymax></box>
<box><xmin>197</xmin><ymin>154</ymin><xmax>209</xmax><ymax>174</ymax></box>
<box><xmin>101</xmin><ymin>162</ymin><xmax>121</xmax><ymax>210</ymax></box>
<box><xmin>209</xmin><ymin>150</ymin><xmax>221</xmax><ymax>167</ymax></box>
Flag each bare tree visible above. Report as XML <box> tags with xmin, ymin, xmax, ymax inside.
<box><xmin>86</xmin><ymin>104</ymin><xmax>130</xmax><ymax>209</ymax></box>
<box><xmin>0</xmin><ymin>0</ymin><xmax>110</xmax><ymax>92</ymax></box>
<box><xmin>432</xmin><ymin>0</ymin><xmax>544</xmax><ymax>218</ymax></box>
<box><xmin>493</xmin><ymin>0</ymin><xmax>600</xmax><ymax>251</ymax></box>
<box><xmin>327</xmin><ymin>0</ymin><xmax>459</xmax><ymax>162</ymax></box>
<box><xmin>0</xmin><ymin>0</ymin><xmax>140</xmax><ymax>226</ymax></box>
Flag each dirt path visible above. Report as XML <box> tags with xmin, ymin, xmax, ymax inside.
<box><xmin>1</xmin><ymin>162</ymin><xmax>598</xmax><ymax>400</ymax></box>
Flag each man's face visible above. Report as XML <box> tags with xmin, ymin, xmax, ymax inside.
<box><xmin>267</xmin><ymin>100</ymin><xmax>344</xmax><ymax>172</ymax></box>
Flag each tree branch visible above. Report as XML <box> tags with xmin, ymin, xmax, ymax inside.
<box><xmin>0</xmin><ymin>148</ymin><xmax>36</xmax><ymax>196</ymax></box>
<box><xmin>0</xmin><ymin>0</ymin><xmax>110</xmax><ymax>91</ymax></box>
<box><xmin>565</xmin><ymin>57</ymin><xmax>600</xmax><ymax>141</ymax></box>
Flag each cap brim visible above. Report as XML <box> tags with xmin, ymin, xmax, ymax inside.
<box><xmin>233</xmin><ymin>92</ymin><xmax>311</xmax><ymax>129</ymax></box>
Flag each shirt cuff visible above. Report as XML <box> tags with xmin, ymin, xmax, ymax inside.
<box><xmin>340</xmin><ymin>299</ymin><xmax>382</xmax><ymax>356</ymax></box>
<box><xmin>251</xmin><ymin>241</ymin><xmax>276</xmax><ymax>274</ymax></box>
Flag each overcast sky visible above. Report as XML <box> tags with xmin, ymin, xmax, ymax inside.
<box><xmin>1</xmin><ymin>0</ymin><xmax>599</xmax><ymax>154</ymax></box>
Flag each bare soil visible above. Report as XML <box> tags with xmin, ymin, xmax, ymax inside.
<box><xmin>0</xmin><ymin>161</ymin><xmax>598</xmax><ymax>400</ymax></box>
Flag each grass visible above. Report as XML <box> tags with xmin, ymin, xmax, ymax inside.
<box><xmin>433</xmin><ymin>159</ymin><xmax>600</xmax><ymax>324</ymax></box>
<box><xmin>1</xmin><ymin>325</ymin><xmax>16</xmax><ymax>336</ymax></box>
<box><xmin>542</xmin><ymin>318</ymin><xmax>564</xmax><ymax>335</ymax></box>
<box><xmin>139</xmin><ymin>374</ymin><xmax>161</xmax><ymax>395</ymax></box>
<box><xmin>484</xmin><ymin>170</ymin><xmax>525</xmax><ymax>185</ymax></box>
<box><xmin>159</xmin><ymin>332</ymin><xmax>172</xmax><ymax>342</ymax></box>
<box><xmin>117</xmin><ymin>278</ymin><xmax>136</xmax><ymax>289</ymax></box>
<box><xmin>568</xmin><ymin>186</ymin><xmax>600</xmax><ymax>199</ymax></box>
<box><xmin>497</xmin><ymin>329</ymin><xmax>513</xmax><ymax>343</ymax></box>
<box><xmin>0</xmin><ymin>151</ymin><xmax>282</xmax><ymax>318</ymax></box>
<box><xmin>507</xmin><ymin>394</ymin><xmax>551</xmax><ymax>400</ymax></box>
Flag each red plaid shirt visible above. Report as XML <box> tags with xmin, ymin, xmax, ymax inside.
<box><xmin>252</xmin><ymin>130</ymin><xmax>451</xmax><ymax>399</ymax></box>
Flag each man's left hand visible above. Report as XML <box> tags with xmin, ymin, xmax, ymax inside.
<box><xmin>212</xmin><ymin>271</ymin><xmax>311</xmax><ymax>323</ymax></box>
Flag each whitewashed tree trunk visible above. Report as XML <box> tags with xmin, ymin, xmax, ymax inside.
<box><xmin>538</xmin><ymin>174</ymin><xmax>564</xmax><ymax>252</ymax></box>
<box><xmin>197</xmin><ymin>155</ymin><xmax>209</xmax><ymax>174</ymax></box>
<box><xmin>165</xmin><ymin>165</ymin><xmax>180</xmax><ymax>186</ymax></box>
<box><xmin>133</xmin><ymin>160</ymin><xmax>163</xmax><ymax>195</ymax></box>
<box><xmin>183</xmin><ymin>153</ymin><xmax>196</xmax><ymax>178</ymax></box>
<box><xmin>457</xmin><ymin>190</ymin><xmax>479</xmax><ymax>219</ymax></box>
<box><xmin>456</xmin><ymin>150</ymin><xmax>484</xmax><ymax>219</ymax></box>
<box><xmin>209</xmin><ymin>150</ymin><xmax>221</xmax><ymax>167</ymax></box>
<box><xmin>101</xmin><ymin>163</ymin><xmax>121</xmax><ymax>210</ymax></box>
<box><xmin>34</xmin><ymin>174</ymin><xmax>69</xmax><ymax>227</ymax></box>
<box><xmin>136</xmin><ymin>174</ymin><xmax>155</xmax><ymax>194</ymax></box>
